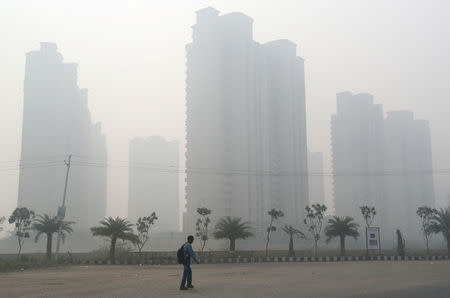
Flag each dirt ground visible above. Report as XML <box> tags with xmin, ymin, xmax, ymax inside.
<box><xmin>0</xmin><ymin>261</ymin><xmax>449</xmax><ymax>298</ymax></box>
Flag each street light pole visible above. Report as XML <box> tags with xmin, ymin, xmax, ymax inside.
<box><xmin>55</xmin><ymin>154</ymin><xmax>71</xmax><ymax>261</ymax></box>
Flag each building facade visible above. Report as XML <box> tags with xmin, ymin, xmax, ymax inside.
<box><xmin>308</xmin><ymin>152</ymin><xmax>326</xmax><ymax>205</ymax></box>
<box><xmin>128</xmin><ymin>136</ymin><xmax>179</xmax><ymax>232</ymax></box>
<box><xmin>185</xmin><ymin>8</ymin><xmax>309</xmax><ymax>235</ymax></box>
<box><xmin>18</xmin><ymin>42</ymin><xmax>107</xmax><ymax>230</ymax></box>
<box><xmin>331</xmin><ymin>92</ymin><xmax>385</xmax><ymax>220</ymax></box>
<box><xmin>331</xmin><ymin>92</ymin><xmax>435</xmax><ymax>244</ymax></box>
<box><xmin>384</xmin><ymin>111</ymin><xmax>435</xmax><ymax>240</ymax></box>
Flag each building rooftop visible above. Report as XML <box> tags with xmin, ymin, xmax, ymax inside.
<box><xmin>221</xmin><ymin>11</ymin><xmax>254</xmax><ymax>23</ymax></box>
<box><xmin>196</xmin><ymin>6</ymin><xmax>219</xmax><ymax>15</ymax></box>
<box><xmin>263</xmin><ymin>39</ymin><xmax>296</xmax><ymax>48</ymax></box>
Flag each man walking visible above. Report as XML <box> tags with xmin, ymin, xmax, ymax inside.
<box><xmin>180</xmin><ymin>235</ymin><xmax>200</xmax><ymax>290</ymax></box>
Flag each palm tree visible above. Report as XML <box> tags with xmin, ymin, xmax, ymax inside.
<box><xmin>282</xmin><ymin>225</ymin><xmax>305</xmax><ymax>257</ymax></box>
<box><xmin>90</xmin><ymin>217</ymin><xmax>138</xmax><ymax>264</ymax></box>
<box><xmin>213</xmin><ymin>217</ymin><xmax>253</xmax><ymax>251</ymax></box>
<box><xmin>430</xmin><ymin>207</ymin><xmax>450</xmax><ymax>254</ymax></box>
<box><xmin>32</xmin><ymin>214</ymin><xmax>73</xmax><ymax>260</ymax></box>
<box><xmin>324</xmin><ymin>216</ymin><xmax>359</xmax><ymax>256</ymax></box>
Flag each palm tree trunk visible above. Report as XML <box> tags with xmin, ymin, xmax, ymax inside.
<box><xmin>266</xmin><ymin>219</ymin><xmax>273</xmax><ymax>257</ymax></box>
<box><xmin>340</xmin><ymin>236</ymin><xmax>346</xmax><ymax>256</ymax></box>
<box><xmin>110</xmin><ymin>237</ymin><xmax>117</xmax><ymax>264</ymax></box>
<box><xmin>46</xmin><ymin>233</ymin><xmax>53</xmax><ymax>260</ymax></box>
<box><xmin>288</xmin><ymin>235</ymin><xmax>294</xmax><ymax>257</ymax></box>
<box><xmin>230</xmin><ymin>238</ymin><xmax>235</xmax><ymax>251</ymax></box>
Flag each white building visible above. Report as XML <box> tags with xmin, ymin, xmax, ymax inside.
<box><xmin>184</xmin><ymin>8</ymin><xmax>309</xmax><ymax>235</ymax></box>
<box><xmin>384</xmin><ymin>111</ymin><xmax>435</xmax><ymax>241</ymax></box>
<box><xmin>331</xmin><ymin>92</ymin><xmax>435</xmax><ymax>245</ymax></box>
<box><xmin>18</xmin><ymin>42</ymin><xmax>107</xmax><ymax>230</ymax></box>
<box><xmin>331</xmin><ymin>92</ymin><xmax>385</xmax><ymax>221</ymax></box>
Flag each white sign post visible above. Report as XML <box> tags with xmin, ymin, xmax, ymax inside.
<box><xmin>366</xmin><ymin>227</ymin><xmax>381</xmax><ymax>253</ymax></box>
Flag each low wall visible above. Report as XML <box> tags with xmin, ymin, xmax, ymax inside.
<box><xmin>65</xmin><ymin>254</ymin><xmax>449</xmax><ymax>265</ymax></box>
<box><xmin>1</xmin><ymin>249</ymin><xmax>448</xmax><ymax>266</ymax></box>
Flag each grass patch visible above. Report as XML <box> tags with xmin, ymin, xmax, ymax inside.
<box><xmin>0</xmin><ymin>255</ymin><xmax>69</xmax><ymax>272</ymax></box>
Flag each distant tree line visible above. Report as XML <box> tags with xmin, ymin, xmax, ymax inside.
<box><xmin>2</xmin><ymin>207</ymin><xmax>160</xmax><ymax>264</ymax></box>
<box><xmin>190</xmin><ymin>203</ymin><xmax>449</xmax><ymax>257</ymax></box>
<box><xmin>1</xmin><ymin>203</ymin><xmax>449</xmax><ymax>264</ymax></box>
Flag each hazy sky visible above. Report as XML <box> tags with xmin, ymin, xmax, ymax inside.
<box><xmin>1</xmin><ymin>0</ymin><xmax>449</xmax><ymax>221</ymax></box>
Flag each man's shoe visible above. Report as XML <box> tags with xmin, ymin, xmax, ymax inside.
<box><xmin>180</xmin><ymin>286</ymin><xmax>188</xmax><ymax>290</ymax></box>
<box><xmin>187</xmin><ymin>285</ymin><xmax>194</xmax><ymax>289</ymax></box>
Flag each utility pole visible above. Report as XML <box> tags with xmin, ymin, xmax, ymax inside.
<box><xmin>55</xmin><ymin>154</ymin><xmax>71</xmax><ymax>261</ymax></box>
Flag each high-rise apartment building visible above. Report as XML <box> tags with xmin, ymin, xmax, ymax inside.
<box><xmin>128</xmin><ymin>136</ymin><xmax>179</xmax><ymax>232</ymax></box>
<box><xmin>18</xmin><ymin>43</ymin><xmax>107</xmax><ymax>229</ymax></box>
<box><xmin>308</xmin><ymin>152</ymin><xmax>326</xmax><ymax>205</ymax></box>
<box><xmin>384</xmin><ymin>111</ymin><xmax>435</xmax><ymax>239</ymax></box>
<box><xmin>331</xmin><ymin>92</ymin><xmax>385</xmax><ymax>220</ymax></box>
<box><xmin>185</xmin><ymin>8</ymin><xmax>309</xmax><ymax>235</ymax></box>
<box><xmin>331</xmin><ymin>92</ymin><xmax>435</xmax><ymax>243</ymax></box>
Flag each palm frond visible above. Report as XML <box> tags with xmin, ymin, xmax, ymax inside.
<box><xmin>213</xmin><ymin>216</ymin><xmax>254</xmax><ymax>240</ymax></box>
<box><xmin>34</xmin><ymin>231</ymin><xmax>44</xmax><ymax>242</ymax></box>
<box><xmin>32</xmin><ymin>214</ymin><xmax>74</xmax><ymax>243</ymax></box>
<box><xmin>91</xmin><ymin>216</ymin><xmax>138</xmax><ymax>242</ymax></box>
<box><xmin>325</xmin><ymin>216</ymin><xmax>360</xmax><ymax>242</ymax></box>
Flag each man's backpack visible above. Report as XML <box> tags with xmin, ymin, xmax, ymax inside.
<box><xmin>177</xmin><ymin>244</ymin><xmax>185</xmax><ymax>264</ymax></box>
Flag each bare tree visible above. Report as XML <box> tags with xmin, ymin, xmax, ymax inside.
<box><xmin>304</xmin><ymin>204</ymin><xmax>327</xmax><ymax>257</ymax></box>
<box><xmin>360</xmin><ymin>206</ymin><xmax>376</xmax><ymax>228</ymax></box>
<box><xmin>8</xmin><ymin>207</ymin><xmax>35</xmax><ymax>258</ymax></box>
<box><xmin>266</xmin><ymin>209</ymin><xmax>284</xmax><ymax>257</ymax></box>
<box><xmin>135</xmin><ymin>212</ymin><xmax>158</xmax><ymax>261</ymax></box>
<box><xmin>0</xmin><ymin>216</ymin><xmax>5</xmax><ymax>232</ymax></box>
<box><xmin>430</xmin><ymin>207</ymin><xmax>450</xmax><ymax>254</ymax></box>
<box><xmin>195</xmin><ymin>207</ymin><xmax>211</xmax><ymax>252</ymax></box>
<box><xmin>416</xmin><ymin>206</ymin><xmax>436</xmax><ymax>255</ymax></box>
<box><xmin>360</xmin><ymin>206</ymin><xmax>376</xmax><ymax>256</ymax></box>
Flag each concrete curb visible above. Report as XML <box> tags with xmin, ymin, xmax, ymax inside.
<box><xmin>69</xmin><ymin>255</ymin><xmax>450</xmax><ymax>266</ymax></box>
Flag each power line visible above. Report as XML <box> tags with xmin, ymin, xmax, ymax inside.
<box><xmin>72</xmin><ymin>156</ymin><xmax>450</xmax><ymax>175</ymax></box>
<box><xmin>0</xmin><ymin>162</ymin><xmax>62</xmax><ymax>172</ymax></box>
<box><xmin>70</xmin><ymin>160</ymin><xmax>450</xmax><ymax>177</ymax></box>
<box><xmin>0</xmin><ymin>155</ymin><xmax>67</xmax><ymax>164</ymax></box>
<box><xmin>1</xmin><ymin>156</ymin><xmax>450</xmax><ymax>177</ymax></box>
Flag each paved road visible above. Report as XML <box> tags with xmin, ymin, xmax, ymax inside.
<box><xmin>1</xmin><ymin>261</ymin><xmax>449</xmax><ymax>297</ymax></box>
